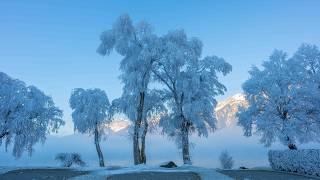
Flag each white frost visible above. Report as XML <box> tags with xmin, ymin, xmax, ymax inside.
<box><xmin>269</xmin><ymin>149</ymin><xmax>320</xmax><ymax>176</ymax></box>
<box><xmin>71</xmin><ymin>165</ymin><xmax>231</xmax><ymax>180</ymax></box>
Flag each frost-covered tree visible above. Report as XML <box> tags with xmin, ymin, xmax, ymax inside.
<box><xmin>292</xmin><ymin>44</ymin><xmax>320</xmax><ymax>86</ymax></box>
<box><xmin>290</xmin><ymin>44</ymin><xmax>320</xmax><ymax>145</ymax></box>
<box><xmin>154</xmin><ymin>30</ymin><xmax>232</xmax><ymax>164</ymax></box>
<box><xmin>69</xmin><ymin>88</ymin><xmax>110</xmax><ymax>167</ymax></box>
<box><xmin>97</xmin><ymin>14</ymin><xmax>163</xmax><ymax>165</ymax></box>
<box><xmin>110</xmin><ymin>89</ymin><xmax>166</xmax><ymax>164</ymax></box>
<box><xmin>238</xmin><ymin>49</ymin><xmax>320</xmax><ymax>149</ymax></box>
<box><xmin>0</xmin><ymin>72</ymin><xmax>64</xmax><ymax>158</ymax></box>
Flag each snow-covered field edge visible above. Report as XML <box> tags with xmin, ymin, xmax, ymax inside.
<box><xmin>70</xmin><ymin>165</ymin><xmax>232</xmax><ymax>180</ymax></box>
<box><xmin>269</xmin><ymin>149</ymin><xmax>320</xmax><ymax>177</ymax></box>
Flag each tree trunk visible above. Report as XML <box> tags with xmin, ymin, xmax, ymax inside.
<box><xmin>181</xmin><ymin>121</ymin><xmax>191</xmax><ymax>165</ymax></box>
<box><xmin>133</xmin><ymin>128</ymin><xmax>141</xmax><ymax>165</ymax></box>
<box><xmin>140</xmin><ymin>118</ymin><xmax>148</xmax><ymax>164</ymax></box>
<box><xmin>175</xmin><ymin>93</ymin><xmax>191</xmax><ymax>165</ymax></box>
<box><xmin>133</xmin><ymin>92</ymin><xmax>145</xmax><ymax>165</ymax></box>
<box><xmin>94</xmin><ymin>125</ymin><xmax>105</xmax><ymax>167</ymax></box>
<box><xmin>0</xmin><ymin>131</ymin><xmax>9</xmax><ymax>139</ymax></box>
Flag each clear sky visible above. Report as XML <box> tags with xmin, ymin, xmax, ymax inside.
<box><xmin>1</xmin><ymin>0</ymin><xmax>320</xmax><ymax>135</ymax></box>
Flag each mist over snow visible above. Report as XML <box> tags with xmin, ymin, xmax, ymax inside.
<box><xmin>1</xmin><ymin>2</ymin><xmax>320</xmax><ymax>175</ymax></box>
<box><xmin>1</xmin><ymin>123</ymin><xmax>319</xmax><ymax>168</ymax></box>
<box><xmin>1</xmin><ymin>94</ymin><xmax>320</xmax><ymax>168</ymax></box>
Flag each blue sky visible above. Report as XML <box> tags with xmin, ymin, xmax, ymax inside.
<box><xmin>1</xmin><ymin>0</ymin><xmax>320</xmax><ymax>135</ymax></box>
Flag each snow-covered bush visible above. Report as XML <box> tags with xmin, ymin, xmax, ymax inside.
<box><xmin>219</xmin><ymin>150</ymin><xmax>234</xmax><ymax>169</ymax></box>
<box><xmin>55</xmin><ymin>153</ymin><xmax>85</xmax><ymax>167</ymax></box>
<box><xmin>269</xmin><ymin>149</ymin><xmax>320</xmax><ymax>176</ymax></box>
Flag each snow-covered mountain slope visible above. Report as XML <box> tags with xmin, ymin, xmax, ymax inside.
<box><xmin>107</xmin><ymin>94</ymin><xmax>248</xmax><ymax>133</ymax></box>
<box><xmin>107</xmin><ymin>120</ymin><xmax>130</xmax><ymax>133</ymax></box>
<box><xmin>215</xmin><ymin>93</ymin><xmax>248</xmax><ymax>128</ymax></box>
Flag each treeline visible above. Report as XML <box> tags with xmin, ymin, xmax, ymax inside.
<box><xmin>1</xmin><ymin>14</ymin><xmax>320</xmax><ymax>167</ymax></box>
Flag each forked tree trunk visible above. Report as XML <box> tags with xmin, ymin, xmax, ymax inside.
<box><xmin>94</xmin><ymin>125</ymin><xmax>105</xmax><ymax>167</ymax></box>
<box><xmin>181</xmin><ymin>121</ymin><xmax>191</xmax><ymax>164</ymax></box>
<box><xmin>133</xmin><ymin>92</ymin><xmax>145</xmax><ymax>165</ymax></box>
<box><xmin>140</xmin><ymin>119</ymin><xmax>148</xmax><ymax>164</ymax></box>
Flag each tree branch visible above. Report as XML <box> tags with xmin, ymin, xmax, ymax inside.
<box><xmin>0</xmin><ymin>131</ymin><xmax>9</xmax><ymax>139</ymax></box>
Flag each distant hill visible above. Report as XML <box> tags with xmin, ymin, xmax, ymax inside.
<box><xmin>107</xmin><ymin>94</ymin><xmax>248</xmax><ymax>133</ymax></box>
<box><xmin>215</xmin><ymin>93</ymin><xmax>248</xmax><ymax>128</ymax></box>
<box><xmin>107</xmin><ymin>119</ymin><xmax>131</xmax><ymax>134</ymax></box>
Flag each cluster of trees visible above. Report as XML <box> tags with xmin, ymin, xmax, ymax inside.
<box><xmin>95</xmin><ymin>14</ymin><xmax>232</xmax><ymax>165</ymax></box>
<box><xmin>0</xmin><ymin>14</ymin><xmax>231</xmax><ymax>167</ymax></box>
<box><xmin>238</xmin><ymin>44</ymin><xmax>320</xmax><ymax>150</ymax></box>
<box><xmin>2</xmin><ymin>14</ymin><xmax>319</xmax><ymax>168</ymax></box>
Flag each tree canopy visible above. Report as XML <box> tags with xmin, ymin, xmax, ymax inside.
<box><xmin>0</xmin><ymin>72</ymin><xmax>64</xmax><ymax>157</ymax></box>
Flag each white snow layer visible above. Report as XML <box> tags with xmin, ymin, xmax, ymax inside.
<box><xmin>269</xmin><ymin>149</ymin><xmax>320</xmax><ymax>176</ymax></box>
<box><xmin>70</xmin><ymin>165</ymin><xmax>232</xmax><ymax>180</ymax></box>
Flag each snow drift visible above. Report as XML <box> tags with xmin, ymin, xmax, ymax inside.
<box><xmin>269</xmin><ymin>149</ymin><xmax>320</xmax><ymax>176</ymax></box>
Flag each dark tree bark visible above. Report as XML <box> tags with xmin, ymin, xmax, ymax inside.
<box><xmin>133</xmin><ymin>127</ymin><xmax>141</xmax><ymax>165</ymax></box>
<box><xmin>181</xmin><ymin>120</ymin><xmax>191</xmax><ymax>164</ymax></box>
<box><xmin>133</xmin><ymin>92</ymin><xmax>145</xmax><ymax>165</ymax></box>
<box><xmin>173</xmin><ymin>92</ymin><xmax>191</xmax><ymax>165</ymax></box>
<box><xmin>94</xmin><ymin>125</ymin><xmax>105</xmax><ymax>167</ymax></box>
<box><xmin>140</xmin><ymin>118</ymin><xmax>148</xmax><ymax>164</ymax></box>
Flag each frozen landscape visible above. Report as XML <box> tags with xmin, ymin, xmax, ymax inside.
<box><xmin>0</xmin><ymin>94</ymin><xmax>288</xmax><ymax>167</ymax></box>
<box><xmin>0</xmin><ymin>95</ymin><xmax>268</xmax><ymax>167</ymax></box>
<box><xmin>1</xmin><ymin>1</ymin><xmax>320</xmax><ymax>179</ymax></box>
<box><xmin>1</xmin><ymin>95</ymin><xmax>319</xmax><ymax>179</ymax></box>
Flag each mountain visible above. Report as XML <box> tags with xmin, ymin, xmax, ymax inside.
<box><xmin>107</xmin><ymin>119</ymin><xmax>131</xmax><ymax>134</ymax></box>
<box><xmin>215</xmin><ymin>93</ymin><xmax>248</xmax><ymax>128</ymax></box>
<box><xmin>107</xmin><ymin>93</ymin><xmax>248</xmax><ymax>133</ymax></box>
<box><xmin>108</xmin><ymin>120</ymin><xmax>131</xmax><ymax>132</ymax></box>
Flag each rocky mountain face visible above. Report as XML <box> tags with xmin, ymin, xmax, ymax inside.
<box><xmin>108</xmin><ymin>93</ymin><xmax>248</xmax><ymax>133</ymax></box>
<box><xmin>215</xmin><ymin>93</ymin><xmax>248</xmax><ymax>128</ymax></box>
<box><xmin>107</xmin><ymin>120</ymin><xmax>131</xmax><ymax>133</ymax></box>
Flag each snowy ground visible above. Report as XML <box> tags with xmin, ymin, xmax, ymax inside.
<box><xmin>0</xmin><ymin>165</ymin><xmax>231</xmax><ymax>180</ymax></box>
<box><xmin>1</xmin><ymin>127</ymin><xmax>320</xmax><ymax>179</ymax></box>
<box><xmin>1</xmin><ymin>166</ymin><xmax>319</xmax><ymax>180</ymax></box>
<box><xmin>71</xmin><ymin>165</ymin><xmax>232</xmax><ymax>180</ymax></box>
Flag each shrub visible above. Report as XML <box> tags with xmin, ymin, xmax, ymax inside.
<box><xmin>219</xmin><ymin>150</ymin><xmax>234</xmax><ymax>169</ymax></box>
<box><xmin>269</xmin><ymin>149</ymin><xmax>320</xmax><ymax>176</ymax></box>
<box><xmin>55</xmin><ymin>153</ymin><xmax>85</xmax><ymax>167</ymax></box>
